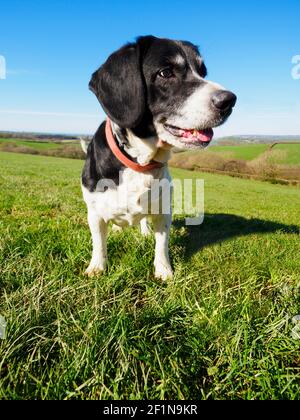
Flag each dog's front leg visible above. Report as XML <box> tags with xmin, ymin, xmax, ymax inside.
<box><xmin>85</xmin><ymin>210</ymin><xmax>108</xmax><ymax>277</ymax></box>
<box><xmin>152</xmin><ymin>214</ymin><xmax>173</xmax><ymax>280</ymax></box>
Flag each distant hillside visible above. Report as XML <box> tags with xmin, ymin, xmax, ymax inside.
<box><xmin>1</xmin><ymin>131</ymin><xmax>300</xmax><ymax>145</ymax></box>
<box><xmin>216</xmin><ymin>135</ymin><xmax>300</xmax><ymax>145</ymax></box>
<box><xmin>0</xmin><ymin>131</ymin><xmax>81</xmax><ymax>142</ymax></box>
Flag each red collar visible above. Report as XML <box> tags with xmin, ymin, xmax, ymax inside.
<box><xmin>105</xmin><ymin>119</ymin><xmax>164</xmax><ymax>173</ymax></box>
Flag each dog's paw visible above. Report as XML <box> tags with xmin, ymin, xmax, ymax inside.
<box><xmin>84</xmin><ymin>262</ymin><xmax>106</xmax><ymax>277</ymax></box>
<box><xmin>154</xmin><ymin>263</ymin><xmax>173</xmax><ymax>281</ymax></box>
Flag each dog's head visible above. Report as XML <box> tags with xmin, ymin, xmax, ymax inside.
<box><xmin>89</xmin><ymin>36</ymin><xmax>236</xmax><ymax>150</ymax></box>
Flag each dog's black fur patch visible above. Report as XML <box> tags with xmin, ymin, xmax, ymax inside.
<box><xmin>82</xmin><ymin>121</ymin><xmax>141</xmax><ymax>192</ymax></box>
<box><xmin>82</xmin><ymin>122</ymin><xmax>125</xmax><ymax>191</ymax></box>
<box><xmin>88</xmin><ymin>36</ymin><xmax>207</xmax><ymax>135</ymax></box>
<box><xmin>89</xmin><ymin>41</ymin><xmax>146</xmax><ymax>128</ymax></box>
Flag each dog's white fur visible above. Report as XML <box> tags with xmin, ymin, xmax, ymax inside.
<box><xmin>82</xmin><ymin>143</ymin><xmax>173</xmax><ymax>279</ymax></box>
<box><xmin>155</xmin><ymin>80</ymin><xmax>224</xmax><ymax>149</ymax></box>
<box><xmin>170</xmin><ymin>81</ymin><xmax>225</xmax><ymax>129</ymax></box>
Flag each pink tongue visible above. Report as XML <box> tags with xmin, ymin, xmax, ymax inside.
<box><xmin>181</xmin><ymin>128</ymin><xmax>214</xmax><ymax>142</ymax></box>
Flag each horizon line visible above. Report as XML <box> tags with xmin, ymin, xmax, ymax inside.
<box><xmin>1</xmin><ymin>129</ymin><xmax>300</xmax><ymax>139</ymax></box>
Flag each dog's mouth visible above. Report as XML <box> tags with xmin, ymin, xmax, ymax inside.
<box><xmin>163</xmin><ymin>123</ymin><xmax>214</xmax><ymax>147</ymax></box>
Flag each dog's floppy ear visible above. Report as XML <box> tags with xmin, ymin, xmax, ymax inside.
<box><xmin>89</xmin><ymin>43</ymin><xmax>145</xmax><ymax>128</ymax></box>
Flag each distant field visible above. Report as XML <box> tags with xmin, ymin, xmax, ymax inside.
<box><xmin>0</xmin><ymin>138</ymin><xmax>79</xmax><ymax>150</ymax></box>
<box><xmin>0</xmin><ymin>138</ymin><xmax>83</xmax><ymax>160</ymax></box>
<box><xmin>208</xmin><ymin>143</ymin><xmax>300</xmax><ymax>165</ymax></box>
<box><xmin>1</xmin><ymin>138</ymin><xmax>300</xmax><ymax>182</ymax></box>
<box><xmin>0</xmin><ymin>151</ymin><xmax>299</xmax><ymax>400</ymax></box>
<box><xmin>171</xmin><ymin>142</ymin><xmax>300</xmax><ymax>183</ymax></box>
<box><xmin>2</xmin><ymin>138</ymin><xmax>300</xmax><ymax>164</ymax></box>
<box><xmin>0</xmin><ymin>138</ymin><xmax>63</xmax><ymax>150</ymax></box>
<box><xmin>210</xmin><ymin>144</ymin><xmax>269</xmax><ymax>160</ymax></box>
<box><xmin>272</xmin><ymin>144</ymin><xmax>300</xmax><ymax>165</ymax></box>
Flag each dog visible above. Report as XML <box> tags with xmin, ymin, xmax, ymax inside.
<box><xmin>81</xmin><ymin>36</ymin><xmax>236</xmax><ymax>280</ymax></box>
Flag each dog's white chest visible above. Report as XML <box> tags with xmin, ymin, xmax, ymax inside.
<box><xmin>82</xmin><ymin>167</ymin><xmax>170</xmax><ymax>226</ymax></box>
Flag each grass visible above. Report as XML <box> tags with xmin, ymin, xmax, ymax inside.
<box><xmin>0</xmin><ymin>151</ymin><xmax>299</xmax><ymax>400</ymax></box>
<box><xmin>2</xmin><ymin>137</ymin><xmax>300</xmax><ymax>165</ymax></box>
<box><xmin>0</xmin><ymin>138</ymin><xmax>65</xmax><ymax>150</ymax></box>
<box><xmin>211</xmin><ymin>143</ymin><xmax>300</xmax><ymax>165</ymax></box>
<box><xmin>210</xmin><ymin>144</ymin><xmax>269</xmax><ymax>160</ymax></box>
<box><xmin>2</xmin><ymin>138</ymin><xmax>300</xmax><ymax>183</ymax></box>
<box><xmin>170</xmin><ymin>144</ymin><xmax>300</xmax><ymax>183</ymax></box>
<box><xmin>0</xmin><ymin>139</ymin><xmax>84</xmax><ymax>160</ymax></box>
<box><xmin>272</xmin><ymin>144</ymin><xmax>300</xmax><ymax>166</ymax></box>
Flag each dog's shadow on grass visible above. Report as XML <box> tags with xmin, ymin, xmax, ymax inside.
<box><xmin>172</xmin><ymin>213</ymin><xmax>299</xmax><ymax>259</ymax></box>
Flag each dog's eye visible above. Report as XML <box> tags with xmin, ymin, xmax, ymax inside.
<box><xmin>158</xmin><ymin>68</ymin><xmax>174</xmax><ymax>79</ymax></box>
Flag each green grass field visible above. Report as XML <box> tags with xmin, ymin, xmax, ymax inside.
<box><xmin>2</xmin><ymin>138</ymin><xmax>300</xmax><ymax>166</ymax></box>
<box><xmin>0</xmin><ymin>138</ymin><xmax>66</xmax><ymax>150</ymax></box>
<box><xmin>210</xmin><ymin>144</ymin><xmax>269</xmax><ymax>160</ymax></box>
<box><xmin>273</xmin><ymin>144</ymin><xmax>300</xmax><ymax>165</ymax></box>
<box><xmin>210</xmin><ymin>143</ymin><xmax>300</xmax><ymax>165</ymax></box>
<box><xmin>0</xmin><ymin>151</ymin><xmax>299</xmax><ymax>400</ymax></box>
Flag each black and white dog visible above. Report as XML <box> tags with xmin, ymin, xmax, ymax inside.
<box><xmin>81</xmin><ymin>36</ymin><xmax>236</xmax><ymax>280</ymax></box>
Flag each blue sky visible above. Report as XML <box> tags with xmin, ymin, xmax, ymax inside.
<box><xmin>0</xmin><ymin>0</ymin><xmax>299</xmax><ymax>136</ymax></box>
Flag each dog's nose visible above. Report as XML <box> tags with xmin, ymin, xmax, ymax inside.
<box><xmin>211</xmin><ymin>90</ymin><xmax>237</xmax><ymax>112</ymax></box>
